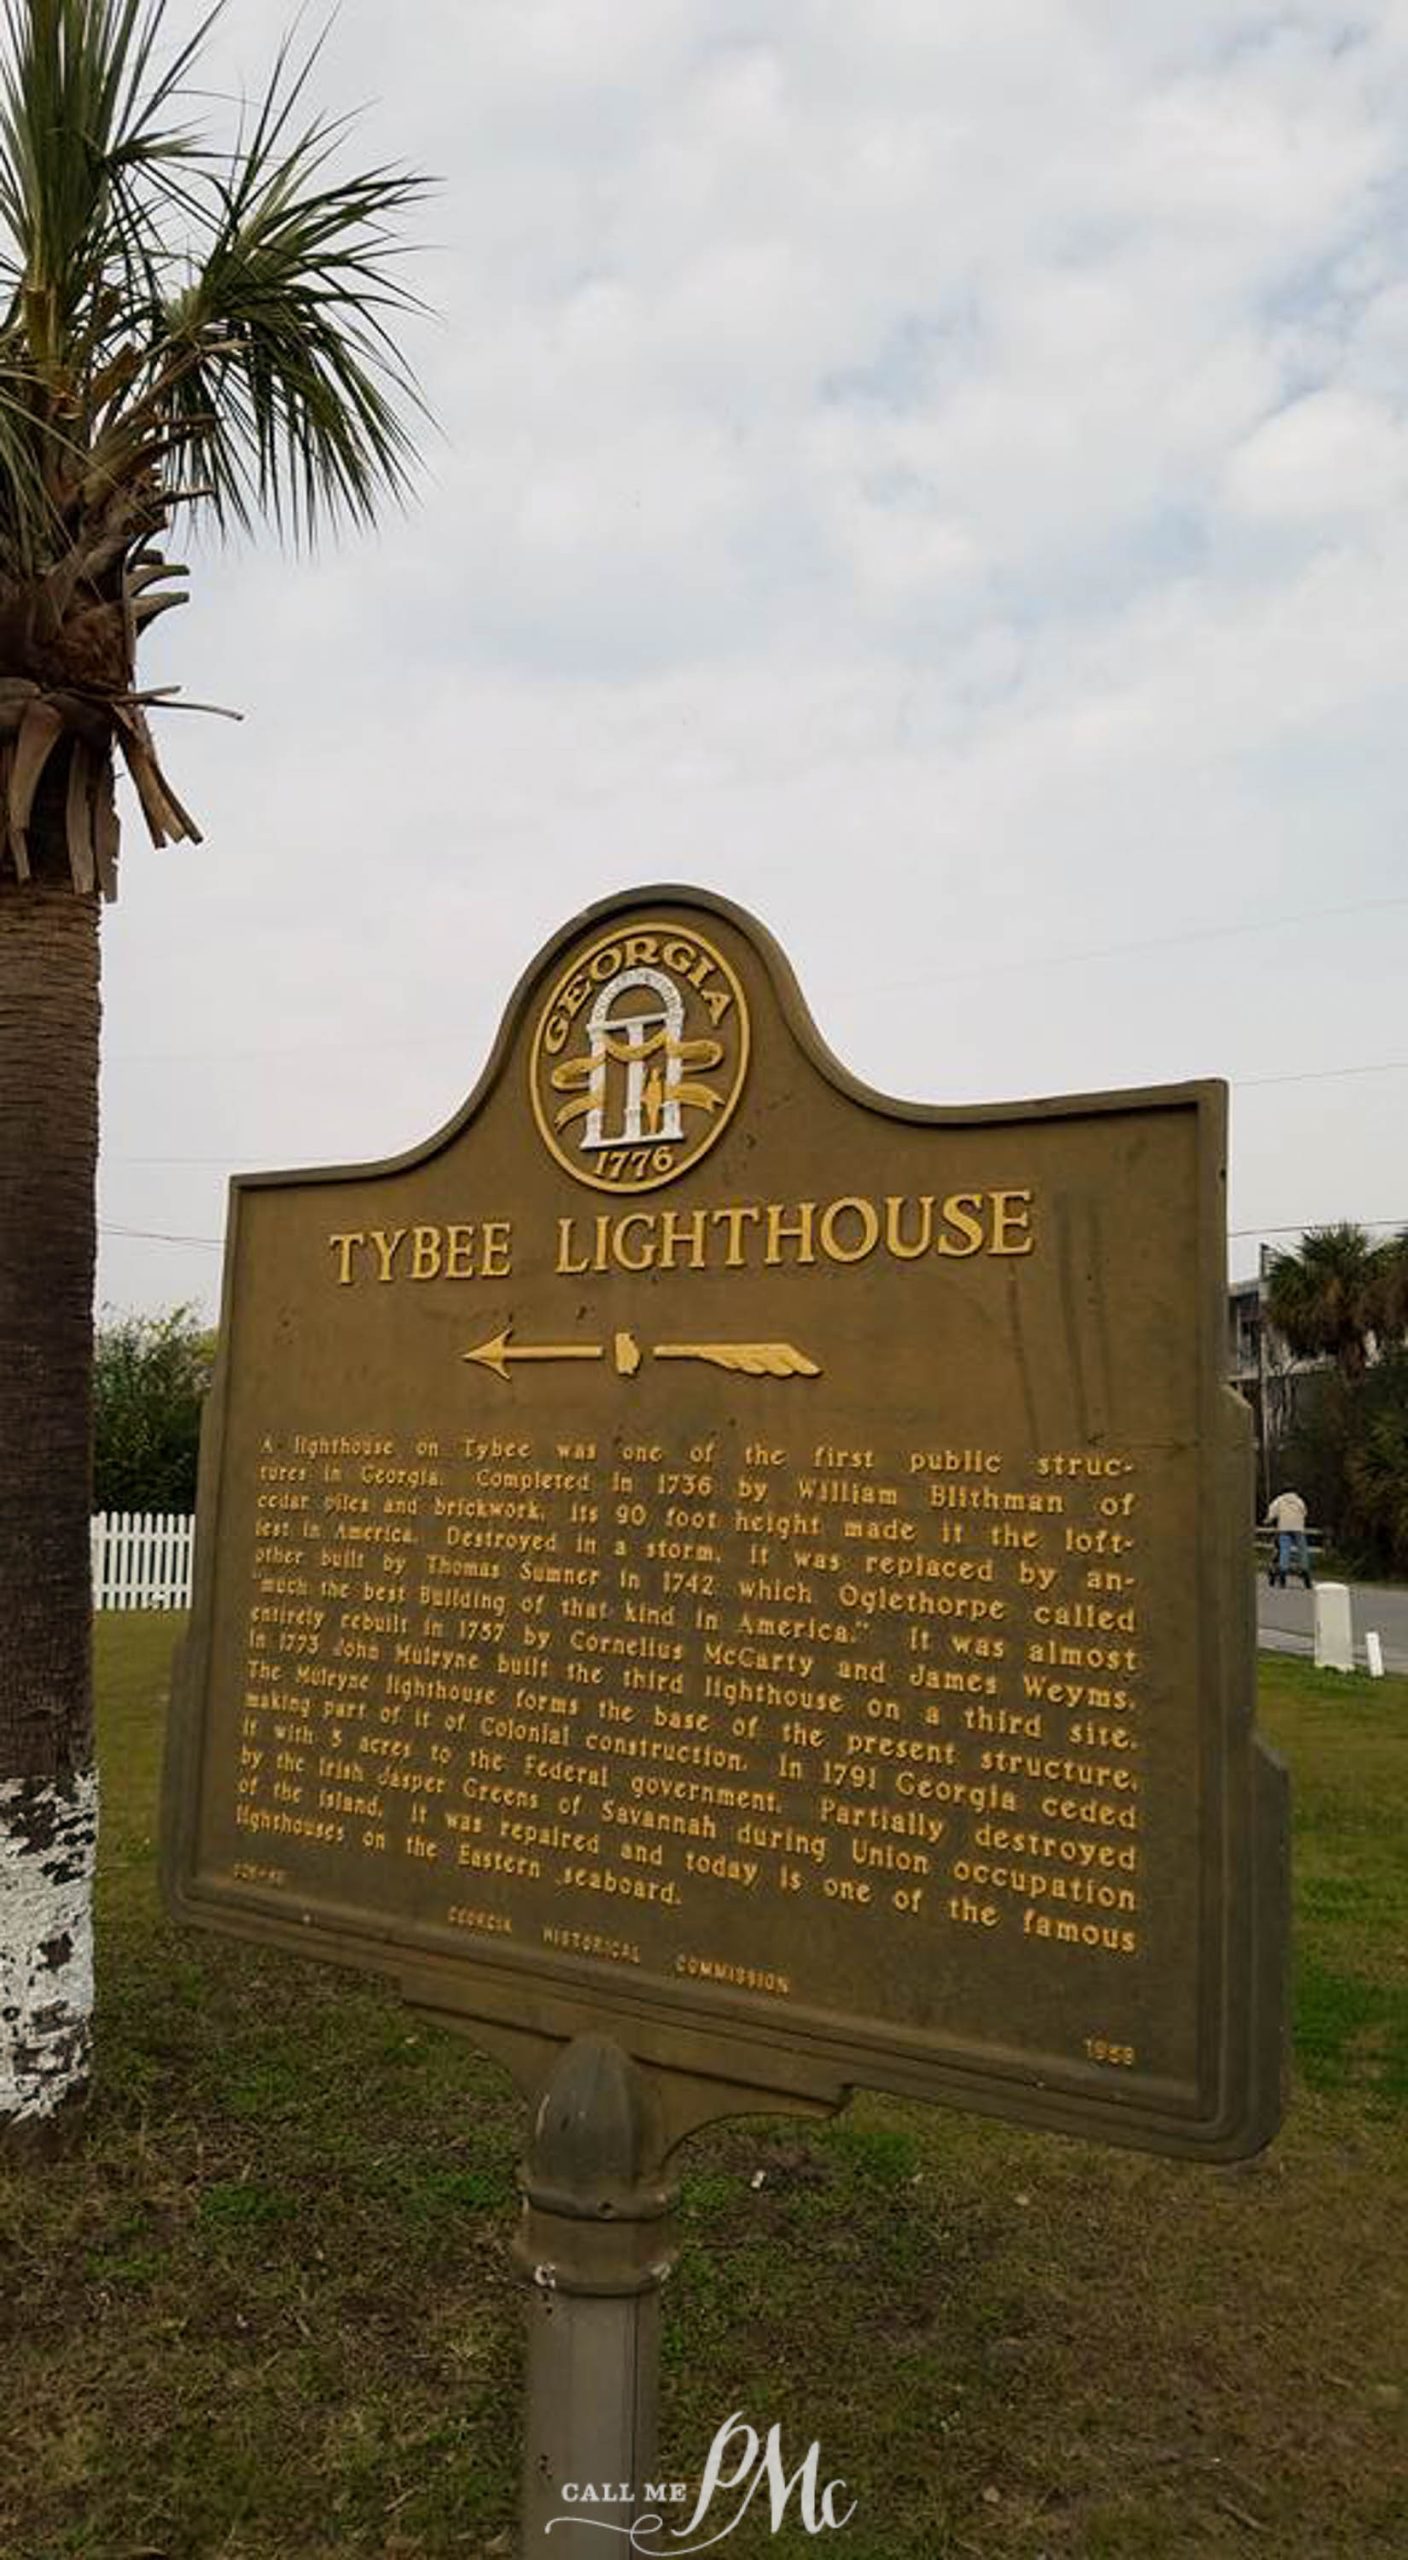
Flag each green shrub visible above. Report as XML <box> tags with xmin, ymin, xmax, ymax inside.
<box><xmin>94</xmin><ymin>1305</ymin><xmax>213</xmax><ymax>1513</ymax></box>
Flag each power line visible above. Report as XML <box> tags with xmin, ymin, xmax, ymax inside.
<box><xmin>101</xmin><ymin>890</ymin><xmax>1408</xmax><ymax>1067</ymax></box>
<box><xmin>839</xmin><ymin>893</ymin><xmax>1408</xmax><ymax>1002</ymax></box>
<box><xmin>1229</xmin><ymin>1219</ymin><xmax>1406</xmax><ymax>1238</ymax></box>
<box><xmin>108</xmin><ymin>1029</ymin><xmax>451</xmax><ymax>1066</ymax></box>
<box><xmin>99</xmin><ymin>1222</ymin><xmax>223</xmax><ymax>1247</ymax></box>
<box><xmin>1237</xmin><ymin>1059</ymin><xmax>1408</xmax><ymax>1090</ymax></box>
<box><xmin>93</xmin><ymin>1054</ymin><xmax>1408</xmax><ymax>1169</ymax></box>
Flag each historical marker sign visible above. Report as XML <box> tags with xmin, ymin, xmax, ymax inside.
<box><xmin>164</xmin><ymin>887</ymin><xmax>1288</xmax><ymax>2158</ymax></box>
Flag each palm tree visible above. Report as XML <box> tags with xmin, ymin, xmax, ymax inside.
<box><xmin>1369</xmin><ymin>1230</ymin><xmax>1408</xmax><ymax>1350</ymax></box>
<box><xmin>0</xmin><ymin>0</ymin><xmax>426</xmax><ymax>2129</ymax></box>
<box><xmin>1346</xmin><ymin>1372</ymin><xmax>1408</xmax><ymax>1576</ymax></box>
<box><xmin>1263</xmin><ymin>1224</ymin><xmax>1382</xmax><ymax>1382</ymax></box>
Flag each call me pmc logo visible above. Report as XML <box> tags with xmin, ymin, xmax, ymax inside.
<box><xmin>530</xmin><ymin>920</ymin><xmax>749</xmax><ymax>1193</ymax></box>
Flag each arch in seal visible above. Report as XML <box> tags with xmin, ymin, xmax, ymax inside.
<box><xmin>580</xmin><ymin>966</ymin><xmax>685</xmax><ymax>1150</ymax></box>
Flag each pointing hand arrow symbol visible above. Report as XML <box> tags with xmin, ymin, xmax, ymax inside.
<box><xmin>463</xmin><ymin>1327</ymin><xmax>814</xmax><ymax>1382</ymax></box>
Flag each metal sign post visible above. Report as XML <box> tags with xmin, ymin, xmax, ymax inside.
<box><xmin>516</xmin><ymin>2037</ymin><xmax>676</xmax><ymax>2553</ymax></box>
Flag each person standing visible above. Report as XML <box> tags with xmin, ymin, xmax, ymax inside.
<box><xmin>1264</xmin><ymin>1488</ymin><xmax>1312</xmax><ymax>1588</ymax></box>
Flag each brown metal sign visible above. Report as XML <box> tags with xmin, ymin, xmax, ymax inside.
<box><xmin>163</xmin><ymin>886</ymin><xmax>1288</xmax><ymax>2159</ymax></box>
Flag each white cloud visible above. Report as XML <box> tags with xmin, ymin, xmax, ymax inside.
<box><xmin>1223</xmin><ymin>385</ymin><xmax>1408</xmax><ymax>520</ymax></box>
<box><xmin>94</xmin><ymin>0</ymin><xmax>1408</xmax><ymax>1308</ymax></box>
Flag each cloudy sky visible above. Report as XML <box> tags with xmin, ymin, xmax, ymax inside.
<box><xmin>97</xmin><ymin>0</ymin><xmax>1408</xmax><ymax>1318</ymax></box>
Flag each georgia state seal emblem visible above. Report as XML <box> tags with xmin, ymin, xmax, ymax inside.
<box><xmin>529</xmin><ymin>918</ymin><xmax>749</xmax><ymax>1194</ymax></box>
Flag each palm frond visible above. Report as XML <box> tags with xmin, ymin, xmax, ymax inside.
<box><xmin>0</xmin><ymin>2</ymin><xmax>431</xmax><ymax>894</ymax></box>
<box><xmin>0</xmin><ymin>2</ymin><xmax>218</xmax><ymax>334</ymax></box>
<box><xmin>0</xmin><ymin>1</ymin><xmax>224</xmax><ymax>567</ymax></box>
<box><xmin>155</xmin><ymin>62</ymin><xmax>432</xmax><ymax>542</ymax></box>
<box><xmin>1</xmin><ymin>4</ymin><xmax>429</xmax><ymax>555</ymax></box>
<box><xmin>1266</xmin><ymin>1224</ymin><xmax>1381</xmax><ymax>1378</ymax></box>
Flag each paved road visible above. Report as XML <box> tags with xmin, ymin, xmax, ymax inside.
<box><xmin>1256</xmin><ymin>1575</ymin><xmax>1408</xmax><ymax>1674</ymax></box>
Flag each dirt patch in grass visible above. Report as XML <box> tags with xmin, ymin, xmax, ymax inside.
<box><xmin>1</xmin><ymin>1625</ymin><xmax>1403</xmax><ymax>2557</ymax></box>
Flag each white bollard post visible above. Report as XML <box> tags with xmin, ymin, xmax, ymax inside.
<box><xmin>1365</xmin><ymin>1631</ymin><xmax>1384</xmax><ymax>1680</ymax></box>
<box><xmin>1313</xmin><ymin>1582</ymin><xmax>1354</xmax><ymax>1674</ymax></box>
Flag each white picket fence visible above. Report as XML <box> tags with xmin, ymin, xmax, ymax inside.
<box><xmin>91</xmin><ymin>1511</ymin><xmax>195</xmax><ymax>1610</ymax></box>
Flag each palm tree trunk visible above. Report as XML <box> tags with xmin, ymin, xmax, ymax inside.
<box><xmin>0</xmin><ymin>876</ymin><xmax>100</xmax><ymax>2130</ymax></box>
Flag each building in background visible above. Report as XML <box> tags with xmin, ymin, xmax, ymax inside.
<box><xmin>1228</xmin><ymin>1247</ymin><xmax>1326</xmax><ymax>1511</ymax></box>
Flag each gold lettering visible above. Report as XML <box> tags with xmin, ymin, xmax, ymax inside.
<box><xmin>444</xmin><ymin>1224</ymin><xmax>475</xmax><ymax>1279</ymax></box>
<box><xmin>614</xmin><ymin>1213</ymin><xmax>658</xmax><ymax>1273</ymax></box>
<box><xmin>765</xmin><ymin>1200</ymin><xmax>816</xmax><ymax>1266</ymax></box>
<box><xmin>329</xmin><ymin>1231</ymin><xmax>364</xmax><ymax>1285</ymax></box>
<box><xmin>556</xmin><ymin>1216</ymin><xmax>590</xmax><ymax>1274</ymax></box>
<box><xmin>819</xmin><ymin>1196</ymin><xmax>880</xmax><ymax>1264</ymax></box>
<box><xmin>482</xmin><ymin>1220</ymin><xmax>513</xmax><ymax>1277</ymax></box>
<box><xmin>410</xmin><ymin>1225</ymin><xmax>442</xmax><ymax>1280</ymax></box>
<box><xmin>884</xmin><ymin>1195</ymin><xmax>934</xmax><ymax>1260</ymax></box>
<box><xmin>370</xmin><ymin>1227</ymin><xmax>406</xmax><ymax>1281</ymax></box>
<box><xmin>659</xmin><ymin>1209</ymin><xmax>708</xmax><ymax>1270</ymax></box>
<box><xmin>710</xmin><ymin>1204</ymin><xmax>760</xmax><ymax>1266</ymax></box>
<box><xmin>936</xmin><ymin>1193</ymin><xmax>984</xmax><ymax>1258</ymax></box>
<box><xmin>991</xmin><ymin>1189</ymin><xmax>1034</xmax><ymax>1255</ymax></box>
<box><xmin>544</xmin><ymin>970</ymin><xmax>593</xmax><ymax>1052</ymax></box>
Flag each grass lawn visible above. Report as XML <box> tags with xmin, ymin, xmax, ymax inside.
<box><xmin>1</xmin><ymin>1623</ymin><xmax>1404</xmax><ymax>2559</ymax></box>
